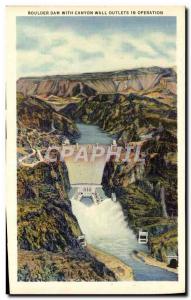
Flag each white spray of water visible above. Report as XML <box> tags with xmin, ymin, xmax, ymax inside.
<box><xmin>71</xmin><ymin>196</ymin><xmax>177</xmax><ymax>281</ymax></box>
<box><xmin>71</xmin><ymin>197</ymin><xmax>139</xmax><ymax>254</ymax></box>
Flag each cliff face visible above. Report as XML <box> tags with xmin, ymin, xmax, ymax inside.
<box><xmin>17</xmin><ymin>67</ymin><xmax>176</xmax><ymax>97</ymax></box>
<box><xmin>17</xmin><ymin>161</ymin><xmax>80</xmax><ymax>251</ymax></box>
<box><xmin>17</xmin><ymin>94</ymin><xmax>79</xmax><ymax>138</ymax></box>
<box><xmin>17</xmin><ymin>78</ymin><xmax>96</xmax><ymax>98</ymax></box>
<box><xmin>17</xmin><ymin>160</ymin><xmax>116</xmax><ymax>281</ymax></box>
<box><xmin>74</xmin><ymin>92</ymin><xmax>176</xmax><ymax>143</ymax></box>
<box><xmin>18</xmin><ymin>249</ymin><xmax>116</xmax><ymax>281</ymax></box>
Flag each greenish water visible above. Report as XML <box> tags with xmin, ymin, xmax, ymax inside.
<box><xmin>76</xmin><ymin>123</ymin><xmax>115</xmax><ymax>144</ymax></box>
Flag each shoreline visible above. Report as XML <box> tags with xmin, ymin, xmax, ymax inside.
<box><xmin>87</xmin><ymin>244</ymin><xmax>134</xmax><ymax>281</ymax></box>
<box><xmin>133</xmin><ymin>251</ymin><xmax>178</xmax><ymax>274</ymax></box>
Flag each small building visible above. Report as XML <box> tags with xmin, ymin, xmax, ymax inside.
<box><xmin>166</xmin><ymin>253</ymin><xmax>178</xmax><ymax>268</ymax></box>
<box><xmin>72</xmin><ymin>184</ymin><xmax>103</xmax><ymax>205</ymax></box>
<box><xmin>77</xmin><ymin>235</ymin><xmax>86</xmax><ymax>247</ymax></box>
<box><xmin>138</xmin><ymin>230</ymin><xmax>148</xmax><ymax>244</ymax></box>
<box><xmin>78</xmin><ymin>185</ymin><xmax>96</xmax><ymax>195</ymax></box>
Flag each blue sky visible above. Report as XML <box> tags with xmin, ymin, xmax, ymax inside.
<box><xmin>17</xmin><ymin>16</ymin><xmax>176</xmax><ymax>77</ymax></box>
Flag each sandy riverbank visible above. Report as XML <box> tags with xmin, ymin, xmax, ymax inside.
<box><xmin>87</xmin><ymin>244</ymin><xmax>134</xmax><ymax>281</ymax></box>
<box><xmin>133</xmin><ymin>251</ymin><xmax>178</xmax><ymax>274</ymax></box>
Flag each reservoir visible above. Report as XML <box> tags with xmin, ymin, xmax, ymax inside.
<box><xmin>76</xmin><ymin>123</ymin><xmax>114</xmax><ymax>145</ymax></box>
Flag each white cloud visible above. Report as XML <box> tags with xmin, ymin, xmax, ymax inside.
<box><xmin>17</xmin><ymin>25</ymin><xmax>176</xmax><ymax>78</ymax></box>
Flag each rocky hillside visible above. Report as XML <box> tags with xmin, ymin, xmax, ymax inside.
<box><xmin>17</xmin><ymin>67</ymin><xmax>176</xmax><ymax>97</ymax></box>
<box><xmin>17</xmin><ymin>92</ymin><xmax>79</xmax><ymax>138</ymax></box>
<box><xmin>17</xmin><ymin>160</ymin><xmax>116</xmax><ymax>281</ymax></box>
<box><xmin>74</xmin><ymin>93</ymin><xmax>176</xmax><ymax>140</ymax></box>
<box><xmin>18</xmin><ymin>249</ymin><xmax>116</xmax><ymax>282</ymax></box>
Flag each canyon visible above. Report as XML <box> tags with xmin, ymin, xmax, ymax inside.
<box><xmin>17</xmin><ymin>66</ymin><xmax>178</xmax><ymax>281</ymax></box>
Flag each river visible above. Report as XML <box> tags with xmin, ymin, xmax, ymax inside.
<box><xmin>69</xmin><ymin>123</ymin><xmax>178</xmax><ymax>281</ymax></box>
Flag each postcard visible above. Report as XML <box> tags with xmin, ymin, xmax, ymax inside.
<box><xmin>6</xmin><ymin>6</ymin><xmax>186</xmax><ymax>295</ymax></box>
